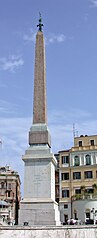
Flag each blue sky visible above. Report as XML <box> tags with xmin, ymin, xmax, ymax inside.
<box><xmin>0</xmin><ymin>0</ymin><xmax>97</xmax><ymax>195</ymax></box>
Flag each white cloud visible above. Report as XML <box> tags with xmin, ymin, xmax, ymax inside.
<box><xmin>89</xmin><ymin>0</ymin><xmax>97</xmax><ymax>7</ymax></box>
<box><xmin>23</xmin><ymin>28</ymin><xmax>36</xmax><ymax>43</ymax></box>
<box><xmin>0</xmin><ymin>55</ymin><xmax>24</xmax><ymax>72</ymax></box>
<box><xmin>0</xmin><ymin>100</ymin><xmax>17</xmax><ymax>115</ymax></box>
<box><xmin>56</xmin><ymin>34</ymin><xmax>66</xmax><ymax>42</ymax></box>
<box><xmin>46</xmin><ymin>33</ymin><xmax>66</xmax><ymax>44</ymax></box>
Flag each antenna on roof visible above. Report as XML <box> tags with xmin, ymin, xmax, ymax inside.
<box><xmin>0</xmin><ymin>139</ymin><xmax>2</xmax><ymax>148</ymax></box>
<box><xmin>73</xmin><ymin>123</ymin><xmax>75</xmax><ymax>138</ymax></box>
<box><xmin>73</xmin><ymin>124</ymin><xmax>79</xmax><ymax>137</ymax></box>
<box><xmin>76</xmin><ymin>130</ymin><xmax>78</xmax><ymax>137</ymax></box>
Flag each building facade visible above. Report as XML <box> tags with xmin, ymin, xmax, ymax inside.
<box><xmin>55</xmin><ymin>135</ymin><xmax>97</xmax><ymax>224</ymax></box>
<box><xmin>0</xmin><ymin>165</ymin><xmax>21</xmax><ymax>224</ymax></box>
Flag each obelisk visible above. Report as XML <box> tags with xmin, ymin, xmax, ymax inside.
<box><xmin>19</xmin><ymin>14</ymin><xmax>60</xmax><ymax>226</ymax></box>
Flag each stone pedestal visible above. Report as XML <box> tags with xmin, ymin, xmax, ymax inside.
<box><xmin>29</xmin><ymin>124</ymin><xmax>51</xmax><ymax>147</ymax></box>
<box><xmin>19</xmin><ymin>125</ymin><xmax>60</xmax><ymax>225</ymax></box>
<box><xmin>19</xmin><ymin>199</ymin><xmax>60</xmax><ymax>226</ymax></box>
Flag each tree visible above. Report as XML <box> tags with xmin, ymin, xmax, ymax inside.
<box><xmin>92</xmin><ymin>183</ymin><xmax>97</xmax><ymax>195</ymax></box>
<box><xmin>80</xmin><ymin>185</ymin><xmax>85</xmax><ymax>195</ymax></box>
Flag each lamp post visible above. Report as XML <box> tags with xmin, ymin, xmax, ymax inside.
<box><xmin>91</xmin><ymin>208</ymin><xmax>95</xmax><ymax>225</ymax></box>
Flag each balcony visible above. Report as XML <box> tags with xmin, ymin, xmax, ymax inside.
<box><xmin>0</xmin><ymin>208</ymin><xmax>9</xmax><ymax>216</ymax></box>
<box><xmin>62</xmin><ymin>163</ymin><xmax>69</xmax><ymax>167</ymax></box>
<box><xmin>72</xmin><ymin>193</ymin><xmax>97</xmax><ymax>201</ymax></box>
<box><xmin>71</xmin><ymin>145</ymin><xmax>97</xmax><ymax>152</ymax></box>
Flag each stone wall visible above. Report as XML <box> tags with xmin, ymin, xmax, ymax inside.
<box><xmin>0</xmin><ymin>225</ymin><xmax>97</xmax><ymax>238</ymax></box>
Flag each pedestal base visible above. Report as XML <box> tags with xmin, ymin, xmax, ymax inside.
<box><xmin>19</xmin><ymin>198</ymin><xmax>61</xmax><ymax>226</ymax></box>
<box><xmin>19</xmin><ymin>124</ymin><xmax>61</xmax><ymax>226</ymax></box>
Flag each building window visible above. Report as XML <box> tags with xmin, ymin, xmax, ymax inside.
<box><xmin>1</xmin><ymin>182</ymin><xmax>5</xmax><ymax>189</ymax></box>
<box><xmin>62</xmin><ymin>189</ymin><xmax>69</xmax><ymax>198</ymax></box>
<box><xmin>8</xmin><ymin>191</ymin><xmax>11</xmax><ymax>197</ymax></box>
<box><xmin>62</xmin><ymin>156</ymin><xmax>69</xmax><ymax>164</ymax></box>
<box><xmin>86</xmin><ymin>188</ymin><xmax>93</xmax><ymax>194</ymax></box>
<box><xmin>85</xmin><ymin>154</ymin><xmax>91</xmax><ymax>165</ymax></box>
<box><xmin>64</xmin><ymin>204</ymin><xmax>68</xmax><ymax>209</ymax></box>
<box><xmin>74</xmin><ymin>210</ymin><xmax>78</xmax><ymax>220</ymax></box>
<box><xmin>79</xmin><ymin>141</ymin><xmax>82</xmax><ymax>147</ymax></box>
<box><xmin>96</xmin><ymin>171</ymin><xmax>97</xmax><ymax>178</ymax></box>
<box><xmin>84</xmin><ymin>171</ymin><xmax>93</xmax><ymax>179</ymax></box>
<box><xmin>64</xmin><ymin>214</ymin><xmax>68</xmax><ymax>223</ymax></box>
<box><xmin>61</xmin><ymin>173</ymin><xmax>69</xmax><ymax>180</ymax></box>
<box><xmin>90</xmin><ymin>140</ymin><xmax>94</xmax><ymax>146</ymax></box>
<box><xmin>8</xmin><ymin>183</ymin><xmax>11</xmax><ymax>190</ymax></box>
<box><xmin>55</xmin><ymin>187</ymin><xmax>59</xmax><ymax>197</ymax></box>
<box><xmin>73</xmin><ymin>172</ymin><xmax>81</xmax><ymax>180</ymax></box>
<box><xmin>86</xmin><ymin>211</ymin><xmax>90</xmax><ymax>219</ymax></box>
<box><xmin>75</xmin><ymin>189</ymin><xmax>81</xmax><ymax>194</ymax></box>
<box><xmin>0</xmin><ymin>167</ymin><xmax>6</xmax><ymax>172</ymax></box>
<box><xmin>74</xmin><ymin>156</ymin><xmax>80</xmax><ymax>166</ymax></box>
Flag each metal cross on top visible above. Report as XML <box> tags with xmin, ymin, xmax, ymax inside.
<box><xmin>37</xmin><ymin>12</ymin><xmax>44</xmax><ymax>31</ymax></box>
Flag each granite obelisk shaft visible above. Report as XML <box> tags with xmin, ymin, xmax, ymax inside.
<box><xmin>33</xmin><ymin>31</ymin><xmax>47</xmax><ymax>124</ymax></box>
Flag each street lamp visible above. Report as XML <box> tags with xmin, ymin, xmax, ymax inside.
<box><xmin>91</xmin><ymin>208</ymin><xmax>95</xmax><ymax>225</ymax></box>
